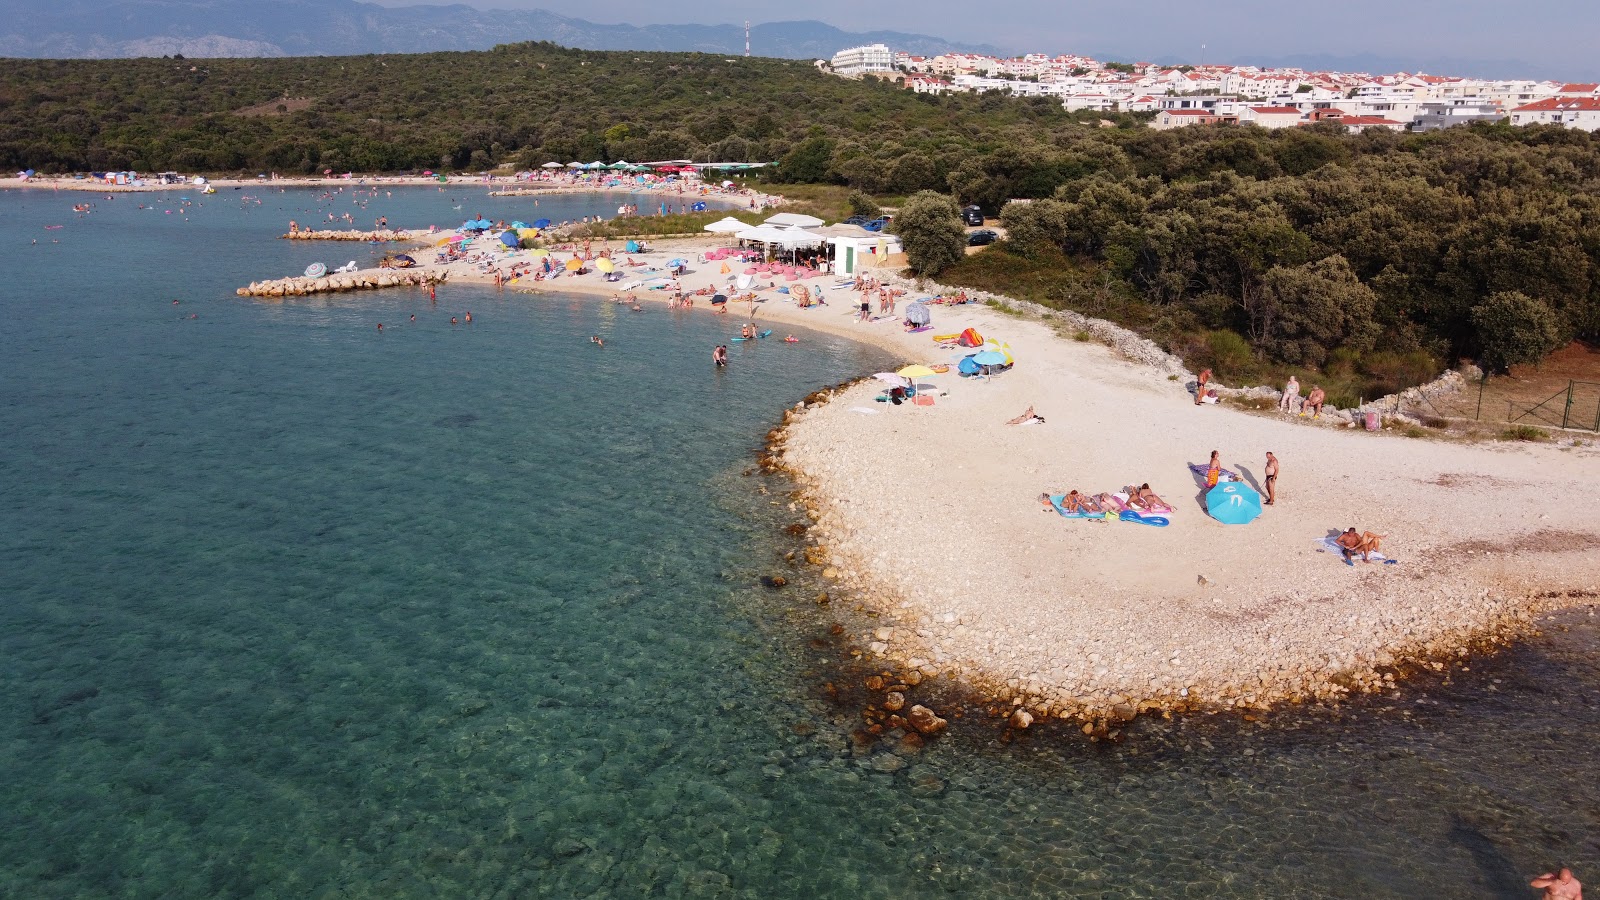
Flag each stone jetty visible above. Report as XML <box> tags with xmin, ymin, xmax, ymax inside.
<box><xmin>237</xmin><ymin>269</ymin><xmax>446</xmax><ymax>297</ymax></box>
<box><xmin>281</xmin><ymin>229</ymin><xmax>417</xmax><ymax>241</ymax></box>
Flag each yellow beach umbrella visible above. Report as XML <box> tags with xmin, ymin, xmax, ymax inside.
<box><xmin>565</xmin><ymin>257</ymin><xmax>583</xmax><ymax>271</ymax></box>
<box><xmin>529</xmin><ymin>248</ymin><xmax>549</xmax><ymax>257</ymax></box>
<box><xmin>597</xmin><ymin>258</ymin><xmax>616</xmax><ymax>274</ymax></box>
<box><xmin>897</xmin><ymin>365</ymin><xmax>937</xmax><ymax>378</ymax></box>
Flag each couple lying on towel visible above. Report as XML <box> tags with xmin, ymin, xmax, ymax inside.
<box><xmin>1039</xmin><ymin>484</ymin><xmax>1172</xmax><ymax>516</ymax></box>
<box><xmin>1041</xmin><ymin>490</ymin><xmax>1116</xmax><ymax>515</ymax></box>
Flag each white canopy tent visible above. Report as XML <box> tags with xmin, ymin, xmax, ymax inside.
<box><xmin>703</xmin><ymin>216</ymin><xmax>753</xmax><ymax>234</ymax></box>
<box><xmin>763</xmin><ymin>212</ymin><xmax>825</xmax><ymax>228</ymax></box>
<box><xmin>540</xmin><ymin>162</ymin><xmax>564</xmax><ymax>169</ymax></box>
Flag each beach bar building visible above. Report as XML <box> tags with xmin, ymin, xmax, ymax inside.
<box><xmin>828</xmin><ymin>233</ymin><xmax>904</xmax><ymax>275</ymax></box>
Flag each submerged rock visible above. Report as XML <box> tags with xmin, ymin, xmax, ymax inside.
<box><xmin>907</xmin><ymin>705</ymin><xmax>947</xmax><ymax>736</ymax></box>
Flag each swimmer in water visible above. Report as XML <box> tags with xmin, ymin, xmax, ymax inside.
<box><xmin>464</xmin><ymin>312</ymin><xmax>471</xmax><ymax>323</ymax></box>
<box><xmin>409</xmin><ymin>314</ymin><xmax>416</xmax><ymax>322</ymax></box>
<box><xmin>377</xmin><ymin>323</ymin><xmax>383</xmax><ymax>331</ymax></box>
<box><xmin>450</xmin><ymin>317</ymin><xmax>458</xmax><ymax>325</ymax></box>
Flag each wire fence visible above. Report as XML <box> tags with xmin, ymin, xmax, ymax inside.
<box><xmin>1393</xmin><ymin>377</ymin><xmax>1600</xmax><ymax>432</ymax></box>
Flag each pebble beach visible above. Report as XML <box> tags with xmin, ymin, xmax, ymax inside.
<box><xmin>249</xmin><ymin>224</ymin><xmax>1600</xmax><ymax>727</ymax></box>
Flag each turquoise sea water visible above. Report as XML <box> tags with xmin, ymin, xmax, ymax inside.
<box><xmin>2</xmin><ymin>187</ymin><xmax>1597</xmax><ymax>898</ymax></box>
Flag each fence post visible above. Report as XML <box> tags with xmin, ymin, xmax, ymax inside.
<box><xmin>1562</xmin><ymin>381</ymin><xmax>1574</xmax><ymax>430</ymax></box>
<box><xmin>1476</xmin><ymin>372</ymin><xmax>1486</xmax><ymax>421</ymax></box>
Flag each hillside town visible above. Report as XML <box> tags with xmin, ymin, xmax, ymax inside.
<box><xmin>826</xmin><ymin>43</ymin><xmax>1600</xmax><ymax>132</ymax></box>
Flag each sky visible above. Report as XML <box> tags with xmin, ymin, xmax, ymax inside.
<box><xmin>366</xmin><ymin>0</ymin><xmax>1600</xmax><ymax>80</ymax></box>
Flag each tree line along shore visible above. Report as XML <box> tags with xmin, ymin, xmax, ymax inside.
<box><xmin>7</xmin><ymin>41</ymin><xmax>1599</xmax><ymax>400</ymax></box>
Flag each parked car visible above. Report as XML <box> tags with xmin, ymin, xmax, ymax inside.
<box><xmin>961</xmin><ymin>205</ymin><xmax>985</xmax><ymax>226</ymax></box>
<box><xmin>967</xmin><ymin>229</ymin><xmax>998</xmax><ymax>246</ymax></box>
<box><xmin>843</xmin><ymin>215</ymin><xmax>872</xmax><ymax>226</ymax></box>
<box><xmin>862</xmin><ymin>217</ymin><xmax>891</xmax><ymax>232</ymax></box>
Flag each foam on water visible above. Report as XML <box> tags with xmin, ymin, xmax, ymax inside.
<box><xmin>1</xmin><ymin>188</ymin><xmax>1597</xmax><ymax>898</ymax></box>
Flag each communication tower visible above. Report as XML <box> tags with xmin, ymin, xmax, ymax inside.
<box><xmin>744</xmin><ymin>21</ymin><xmax>750</xmax><ymax>57</ymax></box>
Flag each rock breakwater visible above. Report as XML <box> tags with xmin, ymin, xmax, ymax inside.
<box><xmin>237</xmin><ymin>269</ymin><xmax>446</xmax><ymax>297</ymax></box>
<box><xmin>281</xmin><ymin>229</ymin><xmax>416</xmax><ymax>241</ymax></box>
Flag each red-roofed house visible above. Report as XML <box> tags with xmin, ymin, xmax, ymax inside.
<box><xmin>1238</xmin><ymin>106</ymin><xmax>1304</xmax><ymax>129</ymax></box>
<box><xmin>1151</xmin><ymin>109</ymin><xmax>1239</xmax><ymax>130</ymax></box>
<box><xmin>1511</xmin><ymin>97</ymin><xmax>1600</xmax><ymax>131</ymax></box>
<box><xmin>1558</xmin><ymin>83</ymin><xmax>1600</xmax><ymax>97</ymax></box>
<box><xmin>1334</xmin><ymin>115</ymin><xmax>1407</xmax><ymax>133</ymax></box>
<box><xmin>1302</xmin><ymin>108</ymin><xmax>1407</xmax><ymax>132</ymax></box>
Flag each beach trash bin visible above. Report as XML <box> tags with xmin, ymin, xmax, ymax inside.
<box><xmin>1364</xmin><ymin>411</ymin><xmax>1380</xmax><ymax>431</ymax></box>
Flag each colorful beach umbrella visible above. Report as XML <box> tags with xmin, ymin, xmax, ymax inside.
<box><xmin>1206</xmin><ymin>483</ymin><xmax>1263</xmax><ymax>525</ymax></box>
<box><xmin>565</xmin><ymin>257</ymin><xmax>583</xmax><ymax>271</ymax></box>
<box><xmin>597</xmin><ymin>258</ymin><xmax>616</xmax><ymax>273</ymax></box>
<box><xmin>897</xmin><ymin>365</ymin><xmax>937</xmax><ymax>378</ymax></box>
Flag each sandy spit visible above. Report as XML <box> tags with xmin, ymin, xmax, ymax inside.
<box><xmin>255</xmin><ymin>233</ymin><xmax>1600</xmax><ymax>726</ymax></box>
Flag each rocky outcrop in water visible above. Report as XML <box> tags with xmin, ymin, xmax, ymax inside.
<box><xmin>281</xmin><ymin>229</ymin><xmax>415</xmax><ymax>241</ymax></box>
<box><xmin>237</xmin><ymin>269</ymin><xmax>446</xmax><ymax>297</ymax></box>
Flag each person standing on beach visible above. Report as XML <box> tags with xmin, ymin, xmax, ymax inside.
<box><xmin>1280</xmin><ymin>375</ymin><xmax>1301</xmax><ymax>414</ymax></box>
<box><xmin>1206</xmin><ymin>451</ymin><xmax>1222</xmax><ymax>488</ymax></box>
<box><xmin>1195</xmin><ymin>369</ymin><xmax>1212</xmax><ymax>406</ymax></box>
<box><xmin>1264</xmin><ymin>452</ymin><xmax>1279</xmax><ymax>505</ymax></box>
<box><xmin>1531</xmin><ymin>867</ymin><xmax>1582</xmax><ymax>899</ymax></box>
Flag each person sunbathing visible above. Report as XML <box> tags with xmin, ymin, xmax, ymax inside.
<box><xmin>1061</xmin><ymin>490</ymin><xmax>1086</xmax><ymax>513</ymax></box>
<box><xmin>1133</xmin><ymin>483</ymin><xmax>1170</xmax><ymax>511</ymax></box>
<box><xmin>1005</xmin><ymin>406</ymin><xmax>1040</xmax><ymax>425</ymax></box>
<box><xmin>1335</xmin><ymin>528</ymin><xmax>1387</xmax><ymax>563</ymax></box>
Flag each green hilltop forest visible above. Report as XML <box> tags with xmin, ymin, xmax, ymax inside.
<box><xmin>4</xmin><ymin>41</ymin><xmax>1597</xmax><ymax>386</ymax></box>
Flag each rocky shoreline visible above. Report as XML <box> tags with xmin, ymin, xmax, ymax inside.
<box><xmin>766</xmin><ymin>381</ymin><xmax>1595</xmax><ymax>733</ymax></box>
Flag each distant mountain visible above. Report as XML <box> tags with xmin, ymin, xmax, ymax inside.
<box><xmin>0</xmin><ymin>0</ymin><xmax>1006</xmax><ymax>60</ymax></box>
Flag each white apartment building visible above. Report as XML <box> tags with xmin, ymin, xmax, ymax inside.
<box><xmin>1413</xmin><ymin>101</ymin><xmax>1505</xmax><ymax>131</ymax></box>
<box><xmin>1237</xmin><ymin>106</ymin><xmax>1304</xmax><ymax>129</ymax></box>
<box><xmin>830</xmin><ymin>44</ymin><xmax>894</xmax><ymax>75</ymax></box>
<box><xmin>1510</xmin><ymin>97</ymin><xmax>1600</xmax><ymax>131</ymax></box>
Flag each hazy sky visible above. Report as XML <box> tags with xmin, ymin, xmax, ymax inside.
<box><xmin>370</xmin><ymin>0</ymin><xmax>1600</xmax><ymax>79</ymax></box>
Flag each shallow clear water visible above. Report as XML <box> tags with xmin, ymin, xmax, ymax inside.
<box><xmin>2</xmin><ymin>188</ymin><xmax>1597</xmax><ymax>898</ymax></box>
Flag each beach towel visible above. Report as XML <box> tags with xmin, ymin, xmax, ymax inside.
<box><xmin>1314</xmin><ymin>536</ymin><xmax>1397</xmax><ymax>565</ymax></box>
<box><xmin>1187</xmin><ymin>463</ymin><xmax>1241</xmax><ymax>482</ymax></box>
<box><xmin>1049</xmin><ymin>494</ymin><xmax>1112</xmax><ymax>521</ymax></box>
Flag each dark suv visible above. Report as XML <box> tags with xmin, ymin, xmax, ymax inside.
<box><xmin>967</xmin><ymin>229</ymin><xmax>998</xmax><ymax>246</ymax></box>
<box><xmin>961</xmin><ymin>205</ymin><xmax>984</xmax><ymax>226</ymax></box>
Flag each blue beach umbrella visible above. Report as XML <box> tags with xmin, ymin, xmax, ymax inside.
<box><xmin>971</xmin><ymin>350</ymin><xmax>1008</xmax><ymax>366</ymax></box>
<box><xmin>533</xmin><ymin>218</ymin><xmax>551</xmax><ymax>229</ymax></box>
<box><xmin>1206</xmin><ymin>482</ymin><xmax>1262</xmax><ymax>525</ymax></box>
<box><xmin>499</xmin><ymin>230</ymin><xmax>520</xmax><ymax>249</ymax></box>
